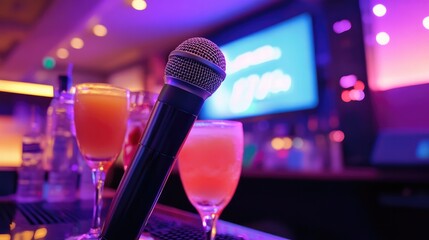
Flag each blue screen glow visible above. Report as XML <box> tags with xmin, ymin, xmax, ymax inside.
<box><xmin>200</xmin><ymin>13</ymin><xmax>318</xmax><ymax>120</ymax></box>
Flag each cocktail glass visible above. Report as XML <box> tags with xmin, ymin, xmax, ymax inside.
<box><xmin>123</xmin><ymin>90</ymin><xmax>157</xmax><ymax>171</ymax></box>
<box><xmin>178</xmin><ymin>120</ymin><xmax>243</xmax><ymax>240</ymax></box>
<box><xmin>71</xmin><ymin>83</ymin><xmax>129</xmax><ymax>239</ymax></box>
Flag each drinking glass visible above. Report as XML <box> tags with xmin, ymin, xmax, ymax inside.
<box><xmin>123</xmin><ymin>90</ymin><xmax>157</xmax><ymax>171</ymax></box>
<box><xmin>178</xmin><ymin>120</ymin><xmax>243</xmax><ymax>240</ymax></box>
<box><xmin>72</xmin><ymin>83</ymin><xmax>129</xmax><ymax>239</ymax></box>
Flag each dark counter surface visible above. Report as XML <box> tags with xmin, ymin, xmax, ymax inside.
<box><xmin>0</xmin><ymin>194</ymin><xmax>287</xmax><ymax>240</ymax></box>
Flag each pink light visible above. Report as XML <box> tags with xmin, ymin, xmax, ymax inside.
<box><xmin>329</xmin><ymin>130</ymin><xmax>345</xmax><ymax>143</ymax></box>
<box><xmin>276</xmin><ymin>149</ymin><xmax>288</xmax><ymax>159</ymax></box>
<box><xmin>333</xmin><ymin>19</ymin><xmax>352</xmax><ymax>34</ymax></box>
<box><xmin>354</xmin><ymin>80</ymin><xmax>365</xmax><ymax>90</ymax></box>
<box><xmin>340</xmin><ymin>74</ymin><xmax>357</xmax><ymax>88</ymax></box>
<box><xmin>364</xmin><ymin>0</ymin><xmax>429</xmax><ymax>91</ymax></box>
<box><xmin>341</xmin><ymin>90</ymin><xmax>351</xmax><ymax>102</ymax></box>
<box><xmin>349</xmin><ymin>89</ymin><xmax>365</xmax><ymax>101</ymax></box>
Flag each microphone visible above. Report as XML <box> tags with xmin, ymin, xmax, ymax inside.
<box><xmin>100</xmin><ymin>37</ymin><xmax>226</xmax><ymax>240</ymax></box>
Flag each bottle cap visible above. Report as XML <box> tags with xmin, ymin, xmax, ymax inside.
<box><xmin>58</xmin><ymin>75</ymin><xmax>72</xmax><ymax>93</ymax></box>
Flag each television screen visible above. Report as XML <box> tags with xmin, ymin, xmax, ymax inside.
<box><xmin>200</xmin><ymin>13</ymin><xmax>318</xmax><ymax>120</ymax></box>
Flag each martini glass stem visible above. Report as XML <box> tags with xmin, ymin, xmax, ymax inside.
<box><xmin>201</xmin><ymin>210</ymin><xmax>220</xmax><ymax>240</ymax></box>
<box><xmin>90</xmin><ymin>168</ymin><xmax>106</xmax><ymax>236</ymax></box>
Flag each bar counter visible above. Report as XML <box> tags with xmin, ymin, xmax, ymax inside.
<box><xmin>159</xmin><ymin>168</ymin><xmax>429</xmax><ymax>240</ymax></box>
<box><xmin>0</xmin><ymin>194</ymin><xmax>287</xmax><ymax>240</ymax></box>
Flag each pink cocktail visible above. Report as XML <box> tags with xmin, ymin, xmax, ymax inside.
<box><xmin>178</xmin><ymin>120</ymin><xmax>243</xmax><ymax>240</ymax></box>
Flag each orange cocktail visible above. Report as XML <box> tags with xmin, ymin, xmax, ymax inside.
<box><xmin>74</xmin><ymin>88</ymin><xmax>128</xmax><ymax>165</ymax></box>
<box><xmin>178</xmin><ymin>120</ymin><xmax>243</xmax><ymax>240</ymax></box>
<box><xmin>73</xmin><ymin>83</ymin><xmax>128</xmax><ymax>239</ymax></box>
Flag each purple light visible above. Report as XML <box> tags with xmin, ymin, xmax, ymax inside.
<box><xmin>340</xmin><ymin>74</ymin><xmax>357</xmax><ymax>88</ymax></box>
<box><xmin>333</xmin><ymin>19</ymin><xmax>352</xmax><ymax>34</ymax></box>
<box><xmin>349</xmin><ymin>89</ymin><xmax>365</xmax><ymax>101</ymax></box>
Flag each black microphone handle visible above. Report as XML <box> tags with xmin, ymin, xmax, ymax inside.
<box><xmin>101</xmin><ymin>84</ymin><xmax>203</xmax><ymax>240</ymax></box>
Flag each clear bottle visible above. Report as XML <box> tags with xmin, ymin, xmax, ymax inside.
<box><xmin>45</xmin><ymin>75</ymin><xmax>79</xmax><ymax>202</ymax></box>
<box><xmin>16</xmin><ymin>106</ymin><xmax>45</xmax><ymax>202</ymax></box>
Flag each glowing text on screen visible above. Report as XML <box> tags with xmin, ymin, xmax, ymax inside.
<box><xmin>200</xmin><ymin>13</ymin><xmax>318</xmax><ymax>120</ymax></box>
<box><xmin>229</xmin><ymin>69</ymin><xmax>292</xmax><ymax>113</ymax></box>
<box><xmin>226</xmin><ymin>45</ymin><xmax>281</xmax><ymax>74</ymax></box>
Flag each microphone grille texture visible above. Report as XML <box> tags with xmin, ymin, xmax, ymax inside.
<box><xmin>165</xmin><ymin>37</ymin><xmax>226</xmax><ymax>95</ymax></box>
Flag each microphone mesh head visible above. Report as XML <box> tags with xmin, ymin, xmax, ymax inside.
<box><xmin>165</xmin><ymin>37</ymin><xmax>226</xmax><ymax>95</ymax></box>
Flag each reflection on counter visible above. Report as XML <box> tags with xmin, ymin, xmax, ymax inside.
<box><xmin>6</xmin><ymin>226</ymin><xmax>48</xmax><ymax>240</ymax></box>
<box><xmin>0</xmin><ymin>199</ymin><xmax>286</xmax><ymax>240</ymax></box>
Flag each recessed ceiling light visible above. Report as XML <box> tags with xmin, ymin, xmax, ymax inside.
<box><xmin>372</xmin><ymin>4</ymin><xmax>387</xmax><ymax>17</ymax></box>
<box><xmin>93</xmin><ymin>24</ymin><xmax>108</xmax><ymax>37</ymax></box>
<box><xmin>131</xmin><ymin>0</ymin><xmax>147</xmax><ymax>11</ymax></box>
<box><xmin>56</xmin><ymin>48</ymin><xmax>69</xmax><ymax>59</ymax></box>
<box><xmin>71</xmin><ymin>37</ymin><xmax>84</xmax><ymax>49</ymax></box>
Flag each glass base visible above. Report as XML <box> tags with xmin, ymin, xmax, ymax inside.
<box><xmin>66</xmin><ymin>228</ymin><xmax>100</xmax><ymax>240</ymax></box>
<box><xmin>139</xmin><ymin>232</ymin><xmax>155</xmax><ymax>240</ymax></box>
<box><xmin>67</xmin><ymin>230</ymin><xmax>155</xmax><ymax>240</ymax></box>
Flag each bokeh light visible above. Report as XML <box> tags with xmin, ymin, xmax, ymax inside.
<box><xmin>271</xmin><ymin>137</ymin><xmax>294</xmax><ymax>150</ymax></box>
<box><xmin>329</xmin><ymin>130</ymin><xmax>345</xmax><ymax>143</ymax></box>
<box><xmin>340</xmin><ymin>74</ymin><xmax>357</xmax><ymax>88</ymax></box>
<box><xmin>354</xmin><ymin>80</ymin><xmax>365</xmax><ymax>91</ymax></box>
<box><xmin>0</xmin><ymin>234</ymin><xmax>10</xmax><ymax>240</ymax></box>
<box><xmin>131</xmin><ymin>0</ymin><xmax>147</xmax><ymax>11</ymax></box>
<box><xmin>283</xmin><ymin>137</ymin><xmax>293</xmax><ymax>150</ymax></box>
<box><xmin>42</xmin><ymin>57</ymin><xmax>55</xmax><ymax>69</ymax></box>
<box><xmin>34</xmin><ymin>227</ymin><xmax>48</xmax><ymax>239</ymax></box>
<box><xmin>271</xmin><ymin>137</ymin><xmax>284</xmax><ymax>150</ymax></box>
<box><xmin>373</xmin><ymin>4</ymin><xmax>387</xmax><ymax>17</ymax></box>
<box><xmin>70</xmin><ymin>37</ymin><xmax>84</xmax><ymax>49</ymax></box>
<box><xmin>56</xmin><ymin>48</ymin><xmax>69</xmax><ymax>59</ymax></box>
<box><xmin>93</xmin><ymin>24</ymin><xmax>108</xmax><ymax>37</ymax></box>
<box><xmin>349</xmin><ymin>89</ymin><xmax>365</xmax><ymax>101</ymax></box>
<box><xmin>293</xmin><ymin>137</ymin><xmax>304</xmax><ymax>149</ymax></box>
<box><xmin>376</xmin><ymin>32</ymin><xmax>390</xmax><ymax>45</ymax></box>
<box><xmin>423</xmin><ymin>16</ymin><xmax>429</xmax><ymax>30</ymax></box>
<box><xmin>333</xmin><ymin>19</ymin><xmax>352</xmax><ymax>34</ymax></box>
<box><xmin>341</xmin><ymin>90</ymin><xmax>351</xmax><ymax>102</ymax></box>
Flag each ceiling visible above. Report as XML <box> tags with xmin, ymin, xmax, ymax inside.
<box><xmin>0</xmin><ymin>0</ymin><xmax>282</xmax><ymax>83</ymax></box>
